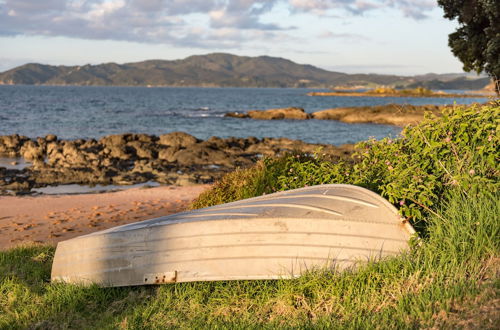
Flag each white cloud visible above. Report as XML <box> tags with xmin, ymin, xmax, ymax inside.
<box><xmin>87</xmin><ymin>0</ymin><xmax>125</xmax><ymax>19</ymax></box>
<box><xmin>3</xmin><ymin>0</ymin><xmax>67</xmax><ymax>13</ymax></box>
<box><xmin>0</xmin><ymin>0</ymin><xmax>437</xmax><ymax>46</ymax></box>
<box><xmin>319</xmin><ymin>31</ymin><xmax>370</xmax><ymax>42</ymax></box>
<box><xmin>387</xmin><ymin>0</ymin><xmax>436</xmax><ymax>19</ymax></box>
<box><xmin>288</xmin><ymin>0</ymin><xmax>435</xmax><ymax>18</ymax></box>
<box><xmin>207</xmin><ymin>0</ymin><xmax>284</xmax><ymax>30</ymax></box>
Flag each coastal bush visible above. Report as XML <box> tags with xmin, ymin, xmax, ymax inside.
<box><xmin>193</xmin><ymin>102</ymin><xmax>500</xmax><ymax>230</ymax></box>
<box><xmin>353</xmin><ymin>102</ymin><xmax>499</xmax><ymax>227</ymax></box>
<box><xmin>190</xmin><ymin>162</ymin><xmax>265</xmax><ymax>209</ymax></box>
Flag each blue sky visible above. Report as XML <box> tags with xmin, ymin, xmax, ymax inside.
<box><xmin>0</xmin><ymin>0</ymin><xmax>466</xmax><ymax>75</ymax></box>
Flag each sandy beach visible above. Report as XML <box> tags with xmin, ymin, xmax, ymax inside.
<box><xmin>0</xmin><ymin>184</ymin><xmax>211</xmax><ymax>250</ymax></box>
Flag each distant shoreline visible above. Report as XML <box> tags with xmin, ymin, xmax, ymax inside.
<box><xmin>0</xmin><ymin>84</ymin><xmax>492</xmax><ymax>92</ymax></box>
<box><xmin>307</xmin><ymin>91</ymin><xmax>492</xmax><ymax>98</ymax></box>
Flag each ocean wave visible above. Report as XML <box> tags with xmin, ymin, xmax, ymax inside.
<box><xmin>183</xmin><ymin>113</ymin><xmax>220</xmax><ymax>118</ymax></box>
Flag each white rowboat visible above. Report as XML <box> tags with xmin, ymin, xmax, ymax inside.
<box><xmin>51</xmin><ymin>184</ymin><xmax>416</xmax><ymax>287</ymax></box>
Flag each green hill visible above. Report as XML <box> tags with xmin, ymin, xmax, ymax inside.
<box><xmin>0</xmin><ymin>53</ymin><xmax>490</xmax><ymax>89</ymax></box>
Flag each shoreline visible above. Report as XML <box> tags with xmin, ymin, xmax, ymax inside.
<box><xmin>0</xmin><ymin>184</ymin><xmax>211</xmax><ymax>250</ymax></box>
<box><xmin>0</xmin><ymin>83</ymin><xmax>492</xmax><ymax>93</ymax></box>
<box><xmin>0</xmin><ymin>133</ymin><xmax>354</xmax><ymax>195</ymax></box>
<box><xmin>307</xmin><ymin>91</ymin><xmax>491</xmax><ymax>98</ymax></box>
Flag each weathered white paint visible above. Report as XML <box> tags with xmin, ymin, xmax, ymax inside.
<box><xmin>51</xmin><ymin>184</ymin><xmax>416</xmax><ymax>287</ymax></box>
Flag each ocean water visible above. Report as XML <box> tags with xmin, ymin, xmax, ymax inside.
<box><xmin>0</xmin><ymin>85</ymin><xmax>487</xmax><ymax>145</ymax></box>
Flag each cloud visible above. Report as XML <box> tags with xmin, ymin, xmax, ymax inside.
<box><xmin>289</xmin><ymin>0</ymin><xmax>378</xmax><ymax>15</ymax></box>
<box><xmin>4</xmin><ymin>0</ymin><xmax>67</xmax><ymax>13</ymax></box>
<box><xmin>386</xmin><ymin>0</ymin><xmax>436</xmax><ymax>20</ymax></box>
<box><xmin>1</xmin><ymin>0</ymin><xmax>190</xmax><ymax>43</ymax></box>
<box><xmin>0</xmin><ymin>0</ymin><xmax>288</xmax><ymax>46</ymax></box>
<box><xmin>289</xmin><ymin>0</ymin><xmax>436</xmax><ymax>19</ymax></box>
<box><xmin>318</xmin><ymin>31</ymin><xmax>370</xmax><ymax>42</ymax></box>
<box><xmin>0</xmin><ymin>0</ymin><xmax>437</xmax><ymax>47</ymax></box>
<box><xmin>209</xmin><ymin>7</ymin><xmax>284</xmax><ymax>30</ymax></box>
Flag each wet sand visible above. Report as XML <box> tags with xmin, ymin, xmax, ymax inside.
<box><xmin>0</xmin><ymin>184</ymin><xmax>211</xmax><ymax>250</ymax></box>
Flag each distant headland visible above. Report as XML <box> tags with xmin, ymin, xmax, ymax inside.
<box><xmin>0</xmin><ymin>53</ymin><xmax>491</xmax><ymax>90</ymax></box>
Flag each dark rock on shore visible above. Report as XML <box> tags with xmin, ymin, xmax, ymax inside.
<box><xmin>0</xmin><ymin>132</ymin><xmax>354</xmax><ymax>194</ymax></box>
<box><xmin>0</xmin><ymin>134</ymin><xmax>30</xmax><ymax>156</ymax></box>
<box><xmin>159</xmin><ymin>132</ymin><xmax>199</xmax><ymax>147</ymax></box>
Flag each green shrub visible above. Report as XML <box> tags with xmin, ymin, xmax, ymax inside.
<box><xmin>191</xmin><ymin>152</ymin><xmax>351</xmax><ymax>209</ymax></box>
<box><xmin>353</xmin><ymin>102</ymin><xmax>499</xmax><ymax>226</ymax></box>
<box><xmin>193</xmin><ymin>103</ymin><xmax>500</xmax><ymax>231</ymax></box>
<box><xmin>190</xmin><ymin>162</ymin><xmax>266</xmax><ymax>209</ymax></box>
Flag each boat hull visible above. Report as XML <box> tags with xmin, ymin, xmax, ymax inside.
<box><xmin>51</xmin><ymin>184</ymin><xmax>416</xmax><ymax>287</ymax></box>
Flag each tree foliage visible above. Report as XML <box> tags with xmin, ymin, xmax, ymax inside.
<box><xmin>437</xmin><ymin>0</ymin><xmax>500</xmax><ymax>93</ymax></box>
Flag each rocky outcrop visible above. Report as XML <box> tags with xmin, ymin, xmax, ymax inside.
<box><xmin>312</xmin><ymin>104</ymin><xmax>444</xmax><ymax>126</ymax></box>
<box><xmin>225</xmin><ymin>104</ymin><xmax>444</xmax><ymax>126</ymax></box>
<box><xmin>159</xmin><ymin>131</ymin><xmax>199</xmax><ymax>148</ymax></box>
<box><xmin>225</xmin><ymin>107</ymin><xmax>311</xmax><ymax>120</ymax></box>
<box><xmin>0</xmin><ymin>132</ymin><xmax>354</xmax><ymax>194</ymax></box>
<box><xmin>0</xmin><ymin>134</ymin><xmax>30</xmax><ymax>156</ymax></box>
<box><xmin>224</xmin><ymin>112</ymin><xmax>248</xmax><ymax>118</ymax></box>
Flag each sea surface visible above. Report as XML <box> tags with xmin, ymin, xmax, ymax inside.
<box><xmin>0</xmin><ymin>85</ymin><xmax>488</xmax><ymax>145</ymax></box>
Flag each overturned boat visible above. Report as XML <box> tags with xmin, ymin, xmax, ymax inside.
<box><xmin>51</xmin><ymin>184</ymin><xmax>416</xmax><ymax>287</ymax></box>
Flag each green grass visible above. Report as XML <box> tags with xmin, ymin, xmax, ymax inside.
<box><xmin>1</xmin><ymin>190</ymin><xmax>498</xmax><ymax>329</ymax></box>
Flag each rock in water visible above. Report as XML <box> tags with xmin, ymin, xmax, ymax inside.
<box><xmin>224</xmin><ymin>112</ymin><xmax>249</xmax><ymax>118</ymax></box>
<box><xmin>247</xmin><ymin>107</ymin><xmax>311</xmax><ymax>120</ymax></box>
